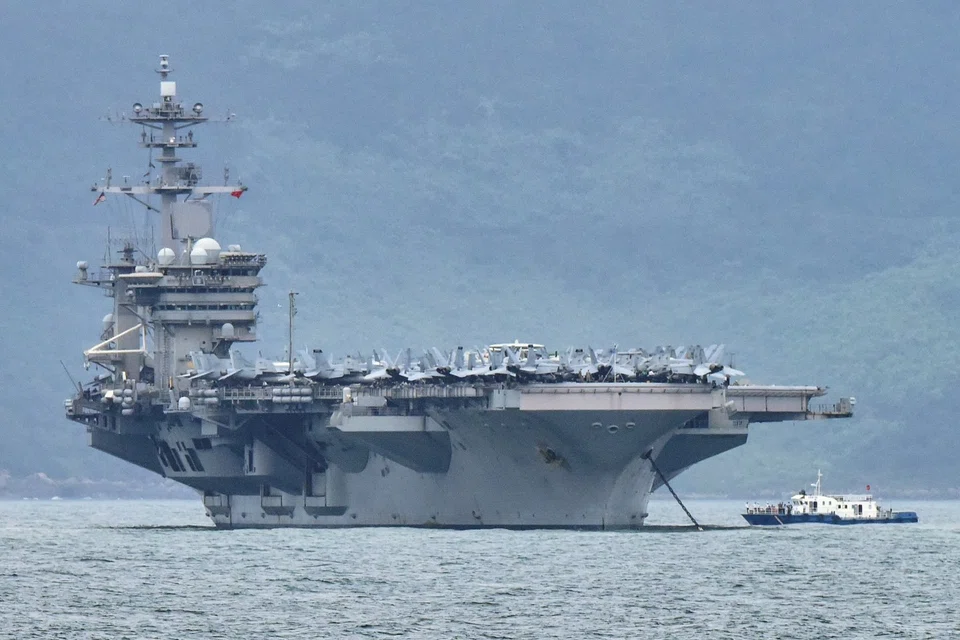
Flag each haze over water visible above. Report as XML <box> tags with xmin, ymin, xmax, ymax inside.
<box><xmin>1</xmin><ymin>499</ymin><xmax>957</xmax><ymax>639</ymax></box>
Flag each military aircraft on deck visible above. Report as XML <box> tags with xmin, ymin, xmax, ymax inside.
<box><xmin>179</xmin><ymin>341</ymin><xmax>748</xmax><ymax>387</ymax></box>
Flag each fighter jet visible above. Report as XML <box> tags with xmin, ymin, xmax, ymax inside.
<box><xmin>504</xmin><ymin>345</ymin><xmax>562</xmax><ymax>378</ymax></box>
<box><xmin>593</xmin><ymin>346</ymin><xmax>636</xmax><ymax>382</ymax></box>
<box><xmin>180</xmin><ymin>350</ymin><xmax>295</xmax><ymax>384</ymax></box>
<box><xmin>248</xmin><ymin>355</ymin><xmax>297</xmax><ymax>384</ymax></box>
<box><xmin>180</xmin><ymin>351</ymin><xmax>227</xmax><ymax>381</ymax></box>
<box><xmin>397</xmin><ymin>348</ymin><xmax>450</xmax><ymax>382</ymax></box>
<box><xmin>690</xmin><ymin>344</ymin><xmax>744</xmax><ymax>382</ymax></box>
<box><xmin>363</xmin><ymin>349</ymin><xmax>404</xmax><ymax>383</ymax></box>
<box><xmin>297</xmin><ymin>349</ymin><xmax>369</xmax><ymax>383</ymax></box>
<box><xmin>446</xmin><ymin>346</ymin><xmax>489</xmax><ymax>379</ymax></box>
<box><xmin>217</xmin><ymin>350</ymin><xmax>259</xmax><ymax>382</ymax></box>
<box><xmin>480</xmin><ymin>347</ymin><xmax>516</xmax><ymax>378</ymax></box>
<box><xmin>429</xmin><ymin>347</ymin><xmax>454</xmax><ymax>377</ymax></box>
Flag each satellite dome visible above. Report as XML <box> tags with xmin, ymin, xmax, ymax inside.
<box><xmin>221</xmin><ymin>322</ymin><xmax>235</xmax><ymax>339</ymax></box>
<box><xmin>189</xmin><ymin>246</ymin><xmax>209</xmax><ymax>265</ymax></box>
<box><xmin>102</xmin><ymin>313</ymin><xmax>114</xmax><ymax>330</ymax></box>
<box><xmin>157</xmin><ymin>247</ymin><xmax>176</xmax><ymax>266</ymax></box>
<box><xmin>194</xmin><ymin>237</ymin><xmax>221</xmax><ymax>261</ymax></box>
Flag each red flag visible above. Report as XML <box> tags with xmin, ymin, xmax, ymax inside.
<box><xmin>93</xmin><ymin>192</ymin><xmax>106</xmax><ymax>206</ymax></box>
<box><xmin>230</xmin><ymin>188</ymin><xmax>244</xmax><ymax>198</ymax></box>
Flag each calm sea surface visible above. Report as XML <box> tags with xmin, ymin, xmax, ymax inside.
<box><xmin>1</xmin><ymin>498</ymin><xmax>957</xmax><ymax>639</ymax></box>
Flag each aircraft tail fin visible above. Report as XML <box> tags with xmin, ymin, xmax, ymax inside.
<box><xmin>524</xmin><ymin>346</ymin><xmax>537</xmax><ymax>369</ymax></box>
<box><xmin>296</xmin><ymin>349</ymin><xmax>316</xmax><ymax>373</ymax></box>
<box><xmin>431</xmin><ymin>347</ymin><xmax>450</xmax><ymax>369</ymax></box>
<box><xmin>313</xmin><ymin>349</ymin><xmax>333</xmax><ymax>372</ymax></box>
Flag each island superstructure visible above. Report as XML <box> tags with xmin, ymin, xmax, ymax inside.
<box><xmin>64</xmin><ymin>57</ymin><xmax>854</xmax><ymax>529</ymax></box>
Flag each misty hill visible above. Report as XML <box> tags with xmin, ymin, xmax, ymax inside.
<box><xmin>1</xmin><ymin>2</ymin><xmax>958</xmax><ymax>496</ymax></box>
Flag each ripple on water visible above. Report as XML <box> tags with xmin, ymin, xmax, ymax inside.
<box><xmin>0</xmin><ymin>499</ymin><xmax>958</xmax><ymax>639</ymax></box>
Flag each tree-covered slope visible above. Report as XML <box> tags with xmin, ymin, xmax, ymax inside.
<box><xmin>0</xmin><ymin>2</ymin><xmax>957</xmax><ymax>494</ymax></box>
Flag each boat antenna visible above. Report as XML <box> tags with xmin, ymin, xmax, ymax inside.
<box><xmin>60</xmin><ymin>360</ymin><xmax>82</xmax><ymax>393</ymax></box>
<box><xmin>812</xmin><ymin>469</ymin><xmax>822</xmax><ymax>497</ymax></box>
<box><xmin>288</xmin><ymin>290</ymin><xmax>298</xmax><ymax>375</ymax></box>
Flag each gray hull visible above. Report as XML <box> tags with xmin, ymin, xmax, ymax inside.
<box><xmin>75</xmin><ymin>383</ymin><xmax>842</xmax><ymax>529</ymax></box>
<box><xmin>209</xmin><ymin>406</ymin><xmax>677</xmax><ymax>529</ymax></box>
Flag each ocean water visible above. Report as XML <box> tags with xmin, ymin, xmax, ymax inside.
<box><xmin>1</xmin><ymin>498</ymin><xmax>957</xmax><ymax>639</ymax></box>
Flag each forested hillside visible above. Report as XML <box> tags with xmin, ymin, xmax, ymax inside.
<box><xmin>1</xmin><ymin>2</ymin><xmax>958</xmax><ymax>496</ymax></box>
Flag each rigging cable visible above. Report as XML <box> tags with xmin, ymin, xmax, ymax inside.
<box><xmin>642</xmin><ymin>449</ymin><xmax>703</xmax><ymax>531</ymax></box>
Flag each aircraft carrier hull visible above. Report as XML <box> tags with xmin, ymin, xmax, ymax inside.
<box><xmin>69</xmin><ymin>383</ymin><xmax>843</xmax><ymax>529</ymax></box>
<box><xmin>207</xmin><ymin>406</ymin><xmax>686</xmax><ymax>529</ymax></box>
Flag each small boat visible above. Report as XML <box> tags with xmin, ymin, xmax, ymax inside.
<box><xmin>742</xmin><ymin>471</ymin><xmax>918</xmax><ymax>525</ymax></box>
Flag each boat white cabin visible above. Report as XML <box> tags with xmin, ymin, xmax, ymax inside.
<box><xmin>788</xmin><ymin>471</ymin><xmax>884</xmax><ymax>519</ymax></box>
<box><xmin>743</xmin><ymin>470</ymin><xmax>917</xmax><ymax>524</ymax></box>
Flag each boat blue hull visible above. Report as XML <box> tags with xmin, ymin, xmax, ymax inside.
<box><xmin>742</xmin><ymin>512</ymin><xmax>918</xmax><ymax>525</ymax></box>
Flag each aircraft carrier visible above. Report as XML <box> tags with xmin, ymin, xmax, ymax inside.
<box><xmin>64</xmin><ymin>57</ymin><xmax>854</xmax><ymax>529</ymax></box>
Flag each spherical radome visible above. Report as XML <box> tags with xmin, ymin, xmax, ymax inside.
<box><xmin>157</xmin><ymin>247</ymin><xmax>176</xmax><ymax>266</ymax></box>
<box><xmin>194</xmin><ymin>237</ymin><xmax>221</xmax><ymax>253</ymax></box>
<box><xmin>189</xmin><ymin>246</ymin><xmax>209</xmax><ymax>265</ymax></box>
<box><xmin>194</xmin><ymin>238</ymin><xmax>221</xmax><ymax>263</ymax></box>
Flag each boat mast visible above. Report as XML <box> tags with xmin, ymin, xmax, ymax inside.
<box><xmin>288</xmin><ymin>290</ymin><xmax>298</xmax><ymax>375</ymax></box>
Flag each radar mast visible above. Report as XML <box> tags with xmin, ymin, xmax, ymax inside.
<box><xmin>95</xmin><ymin>54</ymin><xmax>246</xmax><ymax>252</ymax></box>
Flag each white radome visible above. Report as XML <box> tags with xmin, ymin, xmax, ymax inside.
<box><xmin>194</xmin><ymin>237</ymin><xmax>222</xmax><ymax>262</ymax></box>
<box><xmin>157</xmin><ymin>247</ymin><xmax>176</xmax><ymax>266</ymax></box>
<box><xmin>189</xmin><ymin>246</ymin><xmax>209</xmax><ymax>265</ymax></box>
